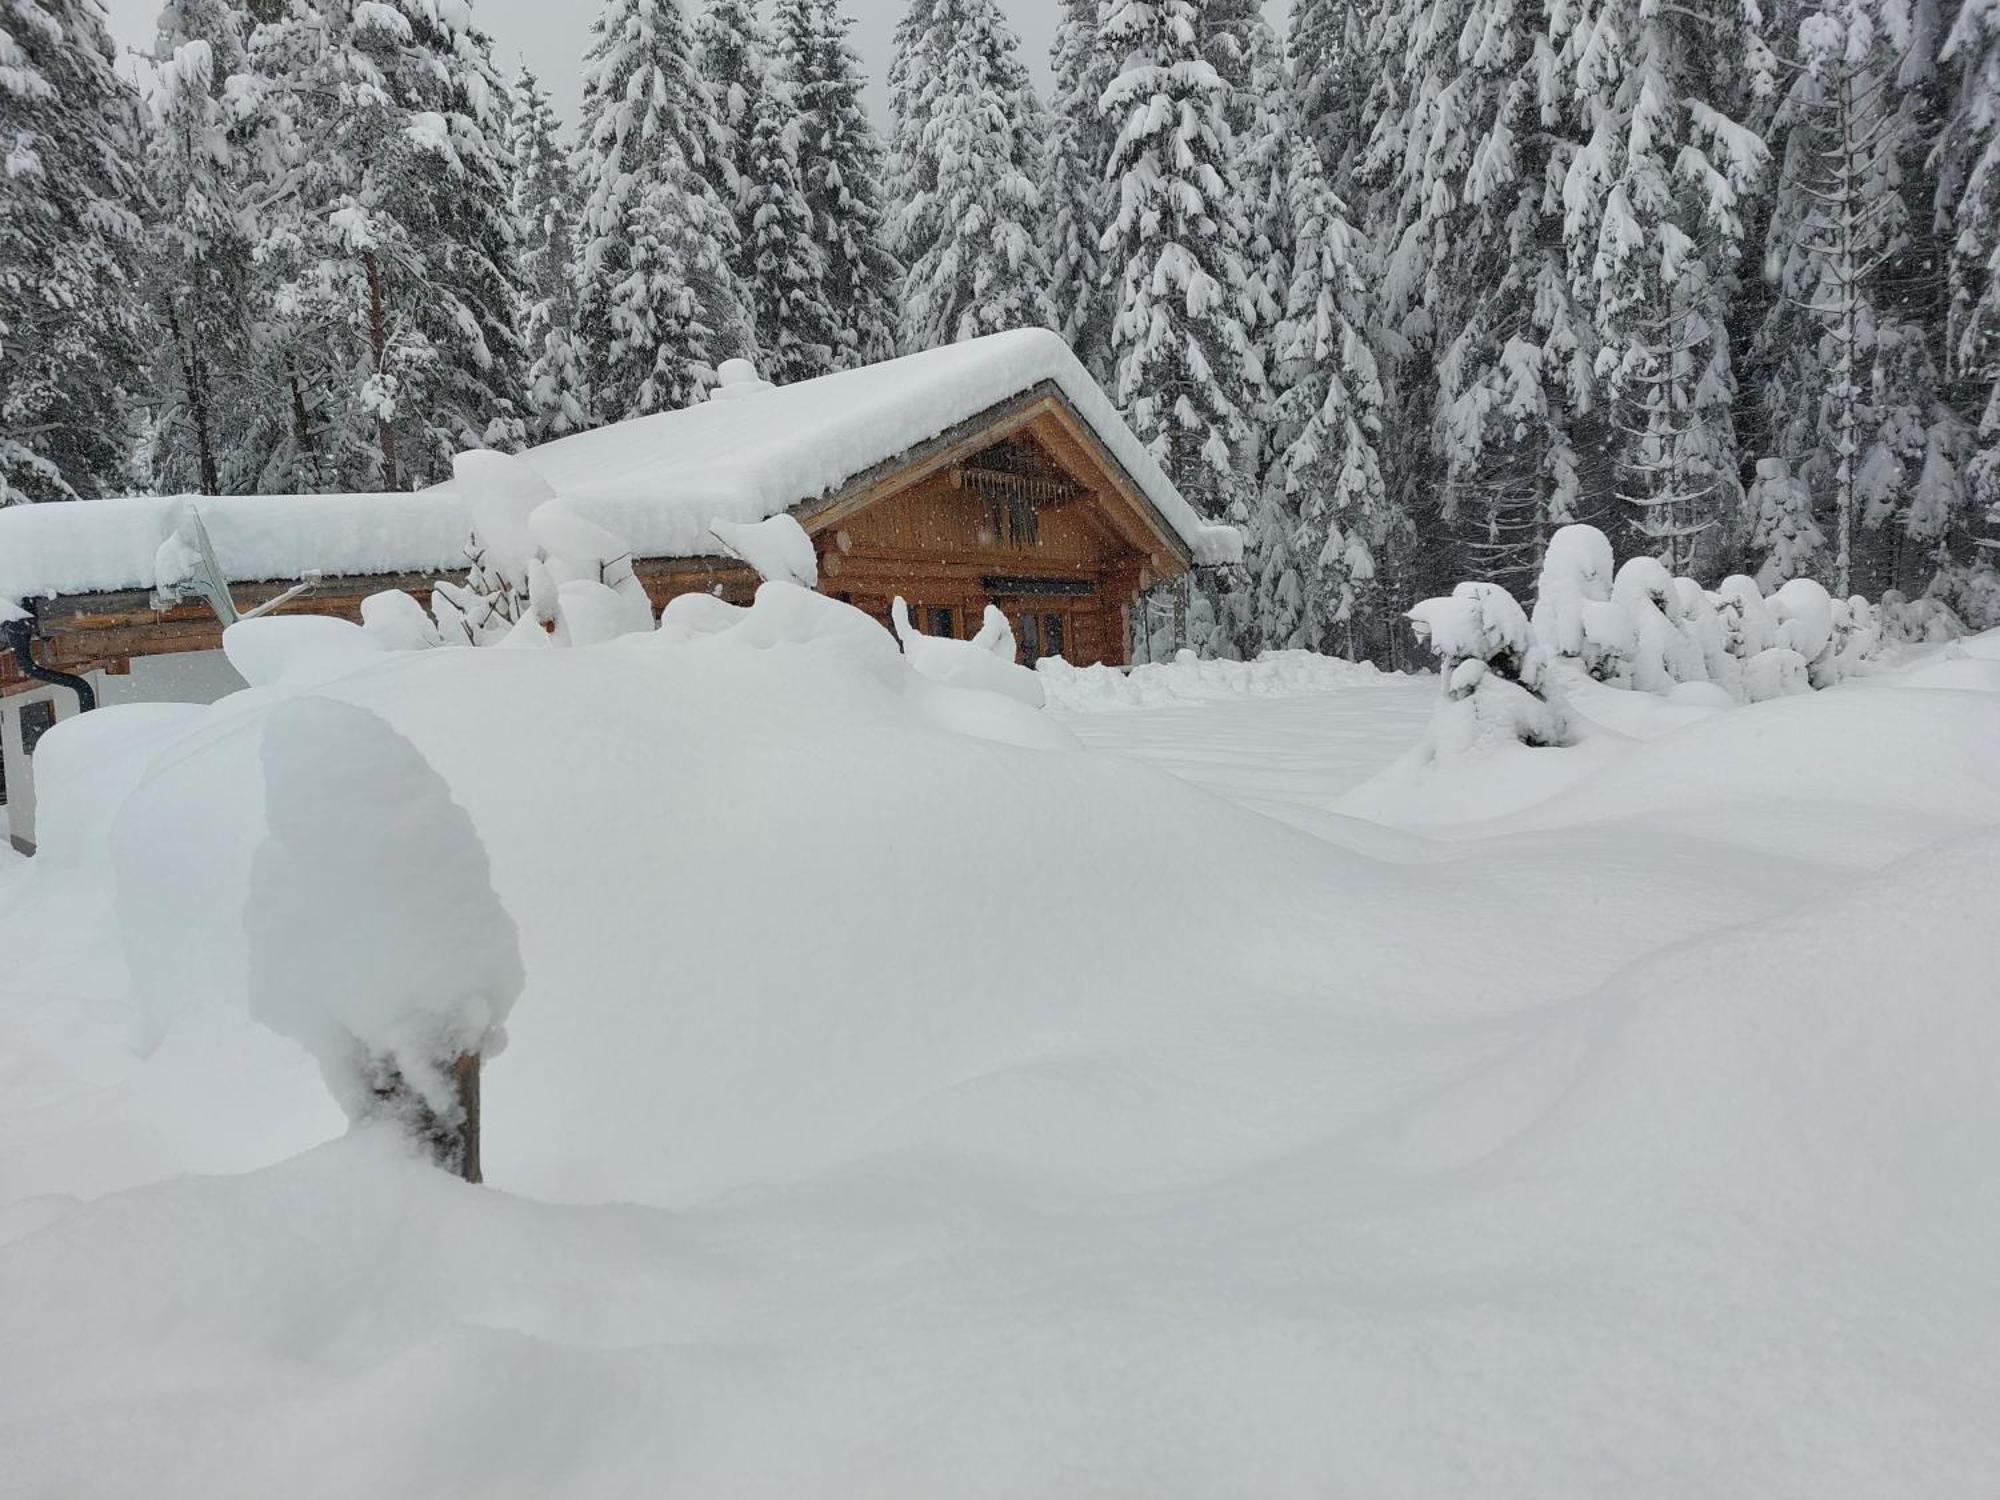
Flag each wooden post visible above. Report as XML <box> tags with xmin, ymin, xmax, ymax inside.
<box><xmin>371</xmin><ymin>1052</ymin><xmax>482</xmax><ymax>1183</ymax></box>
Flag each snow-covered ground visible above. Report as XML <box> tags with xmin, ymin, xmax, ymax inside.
<box><xmin>2</xmin><ymin>600</ymin><xmax>1998</xmax><ymax>1496</ymax></box>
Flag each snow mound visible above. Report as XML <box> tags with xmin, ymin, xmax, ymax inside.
<box><xmin>1040</xmin><ymin>649</ymin><xmax>1385</xmax><ymax>710</ymax></box>
<box><xmin>247</xmin><ymin>697</ymin><xmax>521</xmax><ymax>1131</ymax></box>
<box><xmin>2</xmin><ymin>621</ymin><xmax>1997</xmax><ymax>1495</ymax></box>
<box><xmin>222</xmin><ymin>614</ymin><xmax>390</xmax><ymax>688</ymax></box>
<box><xmin>710</xmin><ymin>513</ymin><xmax>818</xmax><ymax>588</ymax></box>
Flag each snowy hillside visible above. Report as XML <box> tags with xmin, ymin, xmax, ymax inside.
<box><xmin>2</xmin><ymin>591</ymin><xmax>1997</xmax><ymax>1495</ymax></box>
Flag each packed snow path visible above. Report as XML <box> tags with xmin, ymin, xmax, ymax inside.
<box><xmin>3</xmin><ymin>618</ymin><xmax>1998</xmax><ymax>1497</ymax></box>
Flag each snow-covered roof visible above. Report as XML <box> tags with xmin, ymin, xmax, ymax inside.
<box><xmin>0</xmin><ymin>330</ymin><xmax>1239</xmax><ymax>605</ymax></box>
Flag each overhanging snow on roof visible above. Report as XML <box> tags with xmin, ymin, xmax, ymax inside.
<box><xmin>0</xmin><ymin>329</ymin><xmax>1241</xmax><ymax>607</ymax></box>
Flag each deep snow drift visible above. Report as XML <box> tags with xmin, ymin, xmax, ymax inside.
<box><xmin>2</xmin><ymin>592</ymin><xmax>1997</xmax><ymax>1497</ymax></box>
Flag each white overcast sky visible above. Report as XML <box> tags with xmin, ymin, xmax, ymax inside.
<box><xmin>103</xmin><ymin>0</ymin><xmax>1290</xmax><ymax>124</ymax></box>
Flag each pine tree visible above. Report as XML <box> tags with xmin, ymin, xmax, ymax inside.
<box><xmin>1265</xmin><ymin>134</ymin><xmax>1395</xmax><ymax>658</ymax></box>
<box><xmin>1365</xmin><ymin>0</ymin><xmax>1598</xmax><ymax>594</ymax></box>
<box><xmin>890</xmin><ymin>0</ymin><xmax>1055</xmax><ymax>352</ymax></box>
<box><xmin>1288</xmin><ymin>0</ymin><xmax>1380</xmax><ymax>192</ymax></box>
<box><xmin>1096</xmin><ymin>0</ymin><xmax>1264</xmax><ymax>524</ymax></box>
<box><xmin>884</xmin><ymin>0</ymin><xmax>938</xmax><ymax>242</ymax></box>
<box><xmin>1229</xmin><ymin>13</ymin><xmax>1293</xmax><ymax>383</ymax></box>
<box><xmin>0</xmin><ymin>0</ymin><xmax>150</xmax><ymax>504</ymax></box>
<box><xmin>143</xmin><ymin>0</ymin><xmax>259</xmax><ymax>495</ymax></box>
<box><xmin>1748</xmin><ymin>455</ymin><xmax>1826</xmax><ymax>586</ymax></box>
<box><xmin>1757</xmin><ymin>0</ymin><xmax>1957</xmax><ymax>596</ymax></box>
<box><xmin>511</xmin><ymin>65</ymin><xmax>584</xmax><ymax>441</ymax></box>
<box><xmin>1555</xmin><ymin>0</ymin><xmax>1774</xmax><ymax>573</ymax></box>
<box><xmin>1043</xmin><ymin>0</ymin><xmax>1115</xmax><ymax>381</ymax></box>
<box><xmin>693</xmin><ymin>0</ymin><xmax>764</xmax><ymax>212</ymax></box>
<box><xmin>772</xmin><ymin>0</ymin><xmax>898</xmax><ymax>370</ymax></box>
<box><xmin>568</xmin><ymin>0</ymin><xmax>751</xmax><ymax>422</ymax></box>
<box><xmin>745</xmin><ymin>93</ymin><xmax>836</xmax><ymax>380</ymax></box>
<box><xmin>693</xmin><ymin>0</ymin><xmax>831</xmax><ymax>382</ymax></box>
<box><xmin>250</xmin><ymin>0</ymin><xmax>529</xmax><ymax>490</ymax></box>
<box><xmin>1937</xmin><ymin>0</ymin><xmax>2000</xmax><ymax>565</ymax></box>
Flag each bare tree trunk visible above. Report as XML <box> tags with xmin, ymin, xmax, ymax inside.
<box><xmin>164</xmin><ymin>300</ymin><xmax>222</xmax><ymax>495</ymax></box>
<box><xmin>362</xmin><ymin>250</ymin><xmax>401</xmax><ymax>492</ymax></box>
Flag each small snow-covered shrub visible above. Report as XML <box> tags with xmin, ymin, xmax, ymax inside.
<box><xmin>1530</xmin><ymin>524</ymin><xmax>1634</xmax><ymax>684</ymax></box>
<box><xmin>1877</xmin><ymin>588</ymin><xmax>1967</xmax><ymax>643</ymax></box>
<box><xmin>1610</xmin><ymin>556</ymin><xmax>1709</xmax><ymax>692</ymax></box>
<box><xmin>1408</xmin><ymin>582</ymin><xmax>1571</xmax><ymax>755</ymax></box>
<box><xmin>247</xmin><ymin>697</ymin><xmax>523</xmax><ymax>1182</ymax></box>
<box><xmin>1711</xmin><ymin>575</ymin><xmax>1778</xmax><ymax>659</ymax></box>
<box><xmin>1769</xmin><ymin>578</ymin><xmax>1840</xmax><ymax>687</ymax></box>
<box><xmin>1508</xmin><ymin>526</ymin><xmax>1890</xmax><ymax>711</ymax></box>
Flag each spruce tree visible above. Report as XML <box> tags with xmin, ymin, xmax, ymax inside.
<box><xmin>1265</xmin><ymin>134</ymin><xmax>1395</xmax><ymax>658</ymax></box>
<box><xmin>692</xmin><ymin>0</ymin><xmax>764</xmax><ymax>212</ymax></box>
<box><xmin>144</xmin><ymin>0</ymin><xmax>259</xmax><ymax>495</ymax></box>
<box><xmin>1756</xmin><ymin>0</ymin><xmax>1958</xmax><ymax>596</ymax></box>
<box><xmin>890</xmin><ymin>0</ymin><xmax>1055</xmax><ymax>352</ymax></box>
<box><xmin>251</xmin><ymin>0</ymin><xmax>529</xmax><ymax>490</ymax></box>
<box><xmin>1044</xmin><ymin>0</ymin><xmax>1115</xmax><ymax>381</ymax></box>
<box><xmin>0</xmin><ymin>0</ymin><xmax>150</xmax><ymax>504</ymax></box>
<box><xmin>696</xmin><ymin>0</ymin><xmax>833</xmax><ymax>381</ymax></box>
<box><xmin>1366</xmin><ymin>0</ymin><xmax>1597</xmax><ymax>593</ymax></box>
<box><xmin>745</xmin><ymin>91</ymin><xmax>836</xmax><ymax>380</ymax></box>
<box><xmin>1555</xmin><ymin>0</ymin><xmax>1773</xmax><ymax>573</ymax></box>
<box><xmin>1937</xmin><ymin>0</ymin><xmax>2000</xmax><ymax>576</ymax></box>
<box><xmin>569</xmin><ymin>0</ymin><xmax>751</xmax><ymax>422</ymax></box>
<box><xmin>511</xmin><ymin>65</ymin><xmax>584</xmax><ymax>441</ymax></box>
<box><xmin>1096</xmin><ymin>0</ymin><xmax>1263</xmax><ymax>523</ymax></box>
<box><xmin>772</xmin><ymin>0</ymin><xmax>898</xmax><ymax>370</ymax></box>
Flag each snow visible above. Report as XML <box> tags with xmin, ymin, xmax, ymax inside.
<box><xmin>247</xmin><ymin>696</ymin><xmax>521</xmax><ymax>1130</ymax></box>
<box><xmin>709</xmin><ymin>513</ymin><xmax>817</xmax><ymax>587</ymax></box>
<box><xmin>2</xmin><ymin>607</ymin><xmax>1997</xmax><ymax>1495</ymax></box>
<box><xmin>518</xmin><ymin>327</ymin><xmax>1242</xmax><ymax>566</ymax></box>
<box><xmin>0</xmin><ymin>491</ymin><xmax>472</xmax><ymax>602</ymax></box>
<box><xmin>0</xmin><ymin>331</ymin><xmax>1237</xmax><ymax>602</ymax></box>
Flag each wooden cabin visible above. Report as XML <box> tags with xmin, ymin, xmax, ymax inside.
<box><xmin>0</xmin><ymin>329</ymin><xmax>1240</xmax><ymax>850</ymax></box>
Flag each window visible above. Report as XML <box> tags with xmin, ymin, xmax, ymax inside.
<box><xmin>1018</xmin><ymin>611</ymin><xmax>1040</xmax><ymax>661</ymax></box>
<box><xmin>926</xmin><ymin>606</ymin><xmax>955</xmax><ymax>639</ymax></box>
<box><xmin>1042</xmin><ymin>612</ymin><xmax>1064</xmax><ymax>662</ymax></box>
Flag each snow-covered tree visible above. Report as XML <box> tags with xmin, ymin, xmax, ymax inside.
<box><xmin>694</xmin><ymin>0</ymin><xmax>831</xmax><ymax>383</ymax></box>
<box><xmin>0</xmin><ymin>0</ymin><xmax>150</xmax><ymax>504</ymax></box>
<box><xmin>889</xmin><ymin>0</ymin><xmax>1055</xmax><ymax>352</ymax></box>
<box><xmin>1408</xmin><ymin>581</ymin><xmax>1573</xmax><ymax>754</ymax></box>
<box><xmin>1361</xmin><ymin>0</ymin><xmax>1597</xmax><ymax>595</ymax></box>
<box><xmin>744</xmin><ymin>91</ymin><xmax>835</xmax><ymax>381</ymax></box>
<box><xmin>249</xmin><ymin>0</ymin><xmax>529</xmax><ymax>490</ymax></box>
<box><xmin>1936</xmin><ymin>0</ymin><xmax>2000</xmax><ymax>571</ymax></box>
<box><xmin>1757</xmin><ymin>0</ymin><xmax>1958</xmax><ymax>596</ymax></box>
<box><xmin>772</xmin><ymin>0</ymin><xmax>897</xmax><ymax>370</ymax></box>
<box><xmin>1747</xmin><ymin>455</ymin><xmax>1827</xmax><ymax>586</ymax></box>
<box><xmin>1262</xmin><ymin>134</ymin><xmax>1394</xmax><ymax>659</ymax></box>
<box><xmin>1226</xmin><ymin>11</ymin><xmax>1293</xmax><ymax>383</ymax></box>
<box><xmin>1043</xmin><ymin>0</ymin><xmax>1115</xmax><ymax>381</ymax></box>
<box><xmin>693</xmin><ymin>0</ymin><xmax>764</xmax><ymax>212</ymax></box>
<box><xmin>1288</xmin><ymin>0</ymin><xmax>1380</xmax><ymax>193</ymax></box>
<box><xmin>143</xmin><ymin>0</ymin><xmax>259</xmax><ymax>496</ymax></box>
<box><xmin>1555</xmin><ymin>0</ymin><xmax>1773</xmax><ymax>572</ymax></box>
<box><xmin>511</xmin><ymin>65</ymin><xmax>583</xmax><ymax>442</ymax></box>
<box><xmin>1096</xmin><ymin>0</ymin><xmax>1264</xmax><ymax>524</ymax></box>
<box><xmin>568</xmin><ymin>0</ymin><xmax>751</xmax><ymax>423</ymax></box>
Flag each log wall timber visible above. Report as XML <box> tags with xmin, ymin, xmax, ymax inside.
<box><xmin>6</xmin><ymin>383</ymin><xmax>1196</xmax><ymax>694</ymax></box>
